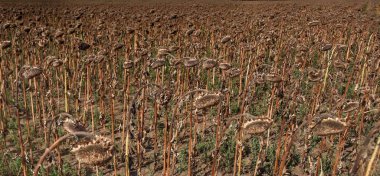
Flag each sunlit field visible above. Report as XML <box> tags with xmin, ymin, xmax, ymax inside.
<box><xmin>0</xmin><ymin>0</ymin><xmax>379</xmax><ymax>175</ymax></box>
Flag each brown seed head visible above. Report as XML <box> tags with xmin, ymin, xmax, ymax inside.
<box><xmin>71</xmin><ymin>135</ymin><xmax>114</xmax><ymax>166</ymax></box>
<box><xmin>202</xmin><ymin>59</ymin><xmax>218</xmax><ymax>70</ymax></box>
<box><xmin>227</xmin><ymin>68</ymin><xmax>241</xmax><ymax>78</ymax></box>
<box><xmin>21</xmin><ymin>66</ymin><xmax>42</xmax><ymax>79</ymax></box>
<box><xmin>242</xmin><ymin>114</ymin><xmax>273</xmax><ymax>135</ymax></box>
<box><xmin>218</xmin><ymin>62</ymin><xmax>231</xmax><ymax>70</ymax></box>
<box><xmin>63</xmin><ymin>118</ymin><xmax>87</xmax><ymax>135</ymax></box>
<box><xmin>194</xmin><ymin>93</ymin><xmax>221</xmax><ymax>109</ymax></box>
<box><xmin>308</xmin><ymin>68</ymin><xmax>323</xmax><ymax>82</ymax></box>
<box><xmin>342</xmin><ymin>101</ymin><xmax>359</xmax><ymax>113</ymax></box>
<box><xmin>150</xmin><ymin>58</ymin><xmax>166</xmax><ymax>69</ymax></box>
<box><xmin>264</xmin><ymin>73</ymin><xmax>282</xmax><ymax>83</ymax></box>
<box><xmin>183</xmin><ymin>57</ymin><xmax>199</xmax><ymax>67</ymax></box>
<box><xmin>311</xmin><ymin>117</ymin><xmax>347</xmax><ymax>136</ymax></box>
<box><xmin>221</xmin><ymin>35</ymin><xmax>232</xmax><ymax>44</ymax></box>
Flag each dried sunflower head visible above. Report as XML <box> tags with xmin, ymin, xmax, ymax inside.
<box><xmin>62</xmin><ymin>118</ymin><xmax>87</xmax><ymax>135</ymax></box>
<box><xmin>310</xmin><ymin>117</ymin><xmax>347</xmax><ymax>136</ymax></box>
<box><xmin>193</xmin><ymin>93</ymin><xmax>221</xmax><ymax>109</ymax></box>
<box><xmin>221</xmin><ymin>35</ymin><xmax>232</xmax><ymax>44</ymax></box>
<box><xmin>226</xmin><ymin>68</ymin><xmax>241</xmax><ymax>78</ymax></box>
<box><xmin>264</xmin><ymin>73</ymin><xmax>282</xmax><ymax>83</ymax></box>
<box><xmin>71</xmin><ymin>135</ymin><xmax>114</xmax><ymax>166</ymax></box>
<box><xmin>308</xmin><ymin>68</ymin><xmax>323</xmax><ymax>82</ymax></box>
<box><xmin>21</xmin><ymin>66</ymin><xmax>43</xmax><ymax>80</ymax></box>
<box><xmin>218</xmin><ymin>62</ymin><xmax>232</xmax><ymax>70</ymax></box>
<box><xmin>242</xmin><ymin>114</ymin><xmax>273</xmax><ymax>135</ymax></box>
<box><xmin>150</xmin><ymin>58</ymin><xmax>166</xmax><ymax>69</ymax></box>
<box><xmin>183</xmin><ymin>57</ymin><xmax>199</xmax><ymax>68</ymax></box>
<box><xmin>46</xmin><ymin>56</ymin><xmax>63</xmax><ymax>68</ymax></box>
<box><xmin>202</xmin><ymin>59</ymin><xmax>218</xmax><ymax>70</ymax></box>
<box><xmin>157</xmin><ymin>48</ymin><xmax>169</xmax><ymax>57</ymax></box>
<box><xmin>342</xmin><ymin>101</ymin><xmax>359</xmax><ymax>113</ymax></box>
